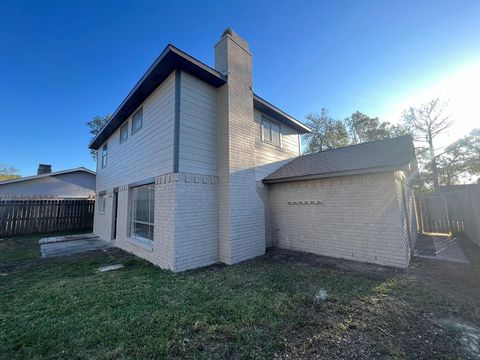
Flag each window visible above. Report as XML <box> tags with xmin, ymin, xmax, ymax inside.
<box><xmin>97</xmin><ymin>192</ymin><xmax>106</xmax><ymax>213</ymax></box>
<box><xmin>129</xmin><ymin>184</ymin><xmax>155</xmax><ymax>243</ymax></box>
<box><xmin>101</xmin><ymin>144</ymin><xmax>108</xmax><ymax>168</ymax></box>
<box><xmin>132</xmin><ymin>108</ymin><xmax>143</xmax><ymax>134</ymax></box>
<box><xmin>261</xmin><ymin>117</ymin><xmax>281</xmax><ymax>146</ymax></box>
<box><xmin>120</xmin><ymin>122</ymin><xmax>128</xmax><ymax>143</ymax></box>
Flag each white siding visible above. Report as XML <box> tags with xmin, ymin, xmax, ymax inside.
<box><xmin>95</xmin><ymin>71</ymin><xmax>176</xmax><ymax>191</ymax></box>
<box><xmin>254</xmin><ymin>109</ymin><xmax>300</xmax><ymax>181</ymax></box>
<box><xmin>178</xmin><ymin>71</ymin><xmax>218</xmax><ymax>175</ymax></box>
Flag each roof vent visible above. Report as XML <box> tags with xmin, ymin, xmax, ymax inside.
<box><xmin>37</xmin><ymin>164</ymin><xmax>52</xmax><ymax>175</ymax></box>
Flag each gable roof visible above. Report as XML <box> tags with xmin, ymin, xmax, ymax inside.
<box><xmin>0</xmin><ymin>167</ymin><xmax>95</xmax><ymax>186</ymax></box>
<box><xmin>89</xmin><ymin>44</ymin><xmax>310</xmax><ymax>150</ymax></box>
<box><xmin>263</xmin><ymin>135</ymin><xmax>415</xmax><ymax>184</ymax></box>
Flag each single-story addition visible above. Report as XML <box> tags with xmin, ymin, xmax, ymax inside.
<box><xmin>89</xmin><ymin>29</ymin><xmax>418</xmax><ymax>271</ymax></box>
<box><xmin>0</xmin><ymin>164</ymin><xmax>96</xmax><ymax>200</ymax></box>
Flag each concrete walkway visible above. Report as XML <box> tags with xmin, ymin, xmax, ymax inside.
<box><xmin>40</xmin><ymin>233</ymin><xmax>114</xmax><ymax>258</ymax></box>
<box><xmin>414</xmin><ymin>235</ymin><xmax>469</xmax><ymax>264</ymax></box>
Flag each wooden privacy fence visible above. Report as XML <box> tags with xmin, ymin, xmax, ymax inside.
<box><xmin>0</xmin><ymin>199</ymin><xmax>95</xmax><ymax>237</ymax></box>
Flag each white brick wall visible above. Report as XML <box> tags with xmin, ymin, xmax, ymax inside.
<box><xmin>111</xmin><ymin>173</ymin><xmax>218</xmax><ymax>272</ymax></box>
<box><xmin>93</xmin><ymin>189</ymin><xmax>114</xmax><ymax>241</ymax></box>
<box><xmin>268</xmin><ymin>172</ymin><xmax>411</xmax><ymax>268</ymax></box>
<box><xmin>170</xmin><ymin>173</ymin><xmax>219</xmax><ymax>271</ymax></box>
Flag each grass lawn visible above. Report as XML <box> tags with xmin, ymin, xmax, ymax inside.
<box><xmin>1</xmin><ymin>233</ymin><xmax>480</xmax><ymax>359</ymax></box>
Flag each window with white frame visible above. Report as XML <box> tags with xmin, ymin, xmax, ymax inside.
<box><xmin>129</xmin><ymin>184</ymin><xmax>155</xmax><ymax>243</ymax></box>
<box><xmin>101</xmin><ymin>144</ymin><xmax>108</xmax><ymax>168</ymax></box>
<box><xmin>97</xmin><ymin>192</ymin><xmax>106</xmax><ymax>213</ymax></box>
<box><xmin>261</xmin><ymin>117</ymin><xmax>281</xmax><ymax>146</ymax></box>
<box><xmin>120</xmin><ymin>122</ymin><xmax>128</xmax><ymax>143</ymax></box>
<box><xmin>132</xmin><ymin>108</ymin><xmax>143</xmax><ymax>134</ymax></box>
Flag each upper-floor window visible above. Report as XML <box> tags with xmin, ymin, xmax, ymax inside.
<box><xmin>261</xmin><ymin>117</ymin><xmax>281</xmax><ymax>147</ymax></box>
<box><xmin>132</xmin><ymin>108</ymin><xmax>143</xmax><ymax>134</ymax></box>
<box><xmin>101</xmin><ymin>144</ymin><xmax>108</xmax><ymax>168</ymax></box>
<box><xmin>120</xmin><ymin>122</ymin><xmax>128</xmax><ymax>143</ymax></box>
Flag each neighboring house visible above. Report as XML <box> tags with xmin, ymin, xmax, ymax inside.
<box><xmin>89</xmin><ymin>29</ymin><xmax>417</xmax><ymax>271</ymax></box>
<box><xmin>0</xmin><ymin>164</ymin><xmax>96</xmax><ymax>200</ymax></box>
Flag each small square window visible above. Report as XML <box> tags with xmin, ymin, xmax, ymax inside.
<box><xmin>120</xmin><ymin>122</ymin><xmax>128</xmax><ymax>143</ymax></box>
<box><xmin>101</xmin><ymin>144</ymin><xmax>108</xmax><ymax>168</ymax></box>
<box><xmin>132</xmin><ymin>108</ymin><xmax>143</xmax><ymax>134</ymax></box>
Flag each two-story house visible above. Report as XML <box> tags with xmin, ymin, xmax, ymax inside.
<box><xmin>89</xmin><ymin>29</ymin><xmax>417</xmax><ymax>271</ymax></box>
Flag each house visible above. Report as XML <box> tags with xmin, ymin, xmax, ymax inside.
<box><xmin>0</xmin><ymin>164</ymin><xmax>96</xmax><ymax>200</ymax></box>
<box><xmin>89</xmin><ymin>29</ymin><xmax>417</xmax><ymax>271</ymax></box>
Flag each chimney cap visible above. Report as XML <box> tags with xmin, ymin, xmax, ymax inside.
<box><xmin>221</xmin><ymin>28</ymin><xmax>233</xmax><ymax>38</ymax></box>
<box><xmin>37</xmin><ymin>164</ymin><xmax>52</xmax><ymax>175</ymax></box>
<box><xmin>217</xmin><ymin>28</ymin><xmax>250</xmax><ymax>53</ymax></box>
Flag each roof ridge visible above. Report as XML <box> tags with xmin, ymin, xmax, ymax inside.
<box><xmin>0</xmin><ymin>167</ymin><xmax>95</xmax><ymax>185</ymax></box>
<box><xmin>300</xmin><ymin>134</ymin><xmax>412</xmax><ymax>158</ymax></box>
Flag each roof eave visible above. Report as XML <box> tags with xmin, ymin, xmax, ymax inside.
<box><xmin>89</xmin><ymin>45</ymin><xmax>227</xmax><ymax>150</ymax></box>
<box><xmin>253</xmin><ymin>94</ymin><xmax>311</xmax><ymax>134</ymax></box>
<box><xmin>0</xmin><ymin>167</ymin><xmax>96</xmax><ymax>186</ymax></box>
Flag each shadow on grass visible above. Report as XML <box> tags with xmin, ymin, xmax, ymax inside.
<box><xmin>1</xmin><ymin>239</ymin><xmax>478</xmax><ymax>359</ymax></box>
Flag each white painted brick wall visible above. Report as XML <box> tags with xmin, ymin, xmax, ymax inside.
<box><xmin>171</xmin><ymin>173</ymin><xmax>219</xmax><ymax>272</ymax></box>
<box><xmin>93</xmin><ymin>189</ymin><xmax>113</xmax><ymax>241</ymax></box>
<box><xmin>112</xmin><ymin>173</ymin><xmax>218</xmax><ymax>272</ymax></box>
<box><xmin>268</xmin><ymin>172</ymin><xmax>410</xmax><ymax>268</ymax></box>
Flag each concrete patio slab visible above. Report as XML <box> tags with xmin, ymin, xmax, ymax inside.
<box><xmin>39</xmin><ymin>233</ymin><xmax>99</xmax><ymax>244</ymax></box>
<box><xmin>414</xmin><ymin>235</ymin><xmax>469</xmax><ymax>264</ymax></box>
<box><xmin>40</xmin><ymin>234</ymin><xmax>113</xmax><ymax>258</ymax></box>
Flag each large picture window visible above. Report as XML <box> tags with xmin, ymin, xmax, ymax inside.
<box><xmin>129</xmin><ymin>184</ymin><xmax>155</xmax><ymax>243</ymax></box>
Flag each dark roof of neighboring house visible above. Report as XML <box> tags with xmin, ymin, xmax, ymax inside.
<box><xmin>0</xmin><ymin>167</ymin><xmax>95</xmax><ymax>186</ymax></box>
<box><xmin>263</xmin><ymin>135</ymin><xmax>416</xmax><ymax>184</ymax></box>
<box><xmin>89</xmin><ymin>44</ymin><xmax>310</xmax><ymax>150</ymax></box>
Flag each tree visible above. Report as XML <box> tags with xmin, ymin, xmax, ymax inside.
<box><xmin>345</xmin><ymin>111</ymin><xmax>408</xmax><ymax>143</ymax></box>
<box><xmin>303</xmin><ymin>108</ymin><xmax>409</xmax><ymax>154</ymax></box>
<box><xmin>402</xmin><ymin>98</ymin><xmax>452</xmax><ymax>190</ymax></box>
<box><xmin>434</xmin><ymin>128</ymin><xmax>480</xmax><ymax>186</ymax></box>
<box><xmin>0</xmin><ymin>163</ymin><xmax>20</xmax><ymax>181</ymax></box>
<box><xmin>303</xmin><ymin>109</ymin><xmax>350</xmax><ymax>153</ymax></box>
<box><xmin>87</xmin><ymin>115</ymin><xmax>110</xmax><ymax>160</ymax></box>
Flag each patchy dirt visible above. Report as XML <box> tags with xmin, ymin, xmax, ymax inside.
<box><xmin>266</xmin><ymin>238</ymin><xmax>480</xmax><ymax>359</ymax></box>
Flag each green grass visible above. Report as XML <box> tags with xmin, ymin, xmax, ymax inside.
<box><xmin>1</xmin><ymin>233</ymin><xmax>478</xmax><ymax>359</ymax></box>
<box><xmin>0</xmin><ymin>230</ymin><xmax>91</xmax><ymax>263</ymax></box>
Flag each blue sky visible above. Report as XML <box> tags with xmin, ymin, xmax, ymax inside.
<box><xmin>1</xmin><ymin>0</ymin><xmax>479</xmax><ymax>176</ymax></box>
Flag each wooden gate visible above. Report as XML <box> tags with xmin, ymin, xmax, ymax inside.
<box><xmin>416</xmin><ymin>192</ymin><xmax>465</xmax><ymax>235</ymax></box>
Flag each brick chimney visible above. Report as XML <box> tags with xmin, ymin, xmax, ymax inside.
<box><xmin>215</xmin><ymin>29</ymin><xmax>265</xmax><ymax>264</ymax></box>
<box><xmin>37</xmin><ymin>164</ymin><xmax>52</xmax><ymax>175</ymax></box>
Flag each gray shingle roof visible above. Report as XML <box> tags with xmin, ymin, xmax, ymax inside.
<box><xmin>263</xmin><ymin>135</ymin><xmax>415</xmax><ymax>183</ymax></box>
